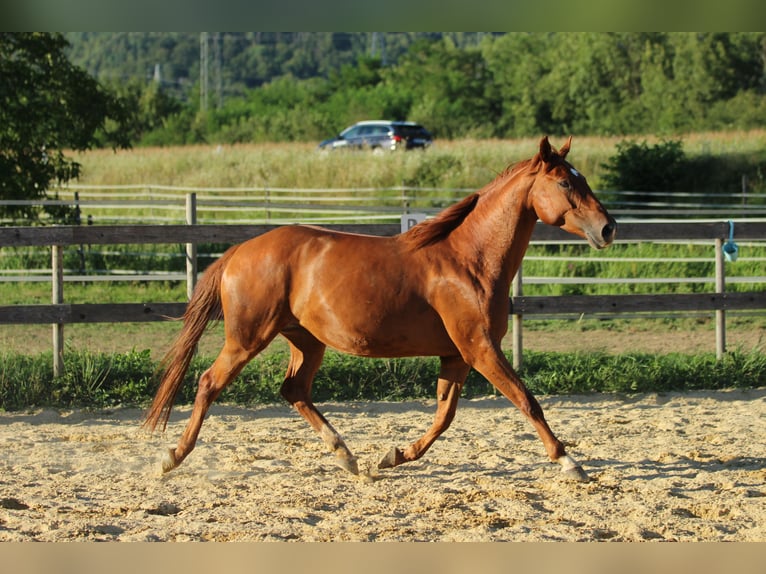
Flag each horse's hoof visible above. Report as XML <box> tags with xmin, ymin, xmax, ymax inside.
<box><xmin>561</xmin><ymin>464</ymin><xmax>590</xmax><ymax>482</ymax></box>
<box><xmin>161</xmin><ymin>448</ymin><xmax>177</xmax><ymax>473</ymax></box>
<box><xmin>336</xmin><ymin>455</ymin><xmax>359</xmax><ymax>476</ymax></box>
<box><xmin>378</xmin><ymin>446</ymin><xmax>404</xmax><ymax>469</ymax></box>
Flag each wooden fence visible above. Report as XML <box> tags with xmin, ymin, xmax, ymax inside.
<box><xmin>1</xmin><ymin>220</ymin><xmax>765</xmax><ymax>376</ymax></box>
<box><xmin>3</xmin><ymin>184</ymin><xmax>765</xmax><ymax>226</ymax></box>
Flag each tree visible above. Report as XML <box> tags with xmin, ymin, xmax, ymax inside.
<box><xmin>482</xmin><ymin>33</ymin><xmax>556</xmax><ymax>137</ymax></box>
<box><xmin>105</xmin><ymin>78</ymin><xmax>183</xmax><ymax>144</ymax></box>
<box><xmin>0</xmin><ymin>33</ymin><xmax>131</xmax><ymax>223</ymax></box>
<box><xmin>549</xmin><ymin>33</ymin><xmax>660</xmax><ymax>135</ymax></box>
<box><xmin>382</xmin><ymin>39</ymin><xmax>499</xmax><ymax>138</ymax></box>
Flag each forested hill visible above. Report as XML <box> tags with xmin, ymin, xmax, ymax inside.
<box><xmin>63</xmin><ymin>33</ymin><xmax>493</xmax><ymax>98</ymax></box>
<box><xmin>63</xmin><ymin>33</ymin><xmax>766</xmax><ymax>145</ymax></box>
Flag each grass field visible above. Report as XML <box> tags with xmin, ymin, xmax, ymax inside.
<box><xmin>29</xmin><ymin>129</ymin><xmax>761</xmax><ymax>226</ymax></box>
<box><xmin>69</xmin><ymin>130</ymin><xmax>766</xmax><ymax>192</ymax></box>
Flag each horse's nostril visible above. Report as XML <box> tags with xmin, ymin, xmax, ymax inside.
<box><xmin>602</xmin><ymin>222</ymin><xmax>616</xmax><ymax>242</ymax></box>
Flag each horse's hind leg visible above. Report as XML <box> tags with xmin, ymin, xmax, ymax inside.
<box><xmin>379</xmin><ymin>356</ymin><xmax>470</xmax><ymax>469</ymax></box>
<box><xmin>162</xmin><ymin>340</ymin><xmax>259</xmax><ymax>473</ymax></box>
<box><xmin>280</xmin><ymin>327</ymin><xmax>359</xmax><ymax>475</ymax></box>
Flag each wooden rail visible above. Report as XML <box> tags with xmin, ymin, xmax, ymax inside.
<box><xmin>3</xmin><ymin>219</ymin><xmax>765</xmax><ymax>245</ymax></box>
<box><xmin>1</xmin><ymin>220</ymin><xmax>765</xmax><ymax>375</ymax></box>
<box><xmin>4</xmin><ymin>185</ymin><xmax>765</xmax><ymax>225</ymax></box>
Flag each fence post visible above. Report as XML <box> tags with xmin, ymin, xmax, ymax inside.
<box><xmin>51</xmin><ymin>244</ymin><xmax>64</xmax><ymax>377</ymax></box>
<box><xmin>512</xmin><ymin>265</ymin><xmax>523</xmax><ymax>370</ymax></box>
<box><xmin>715</xmin><ymin>237</ymin><xmax>726</xmax><ymax>360</ymax></box>
<box><xmin>742</xmin><ymin>174</ymin><xmax>747</xmax><ymax>206</ymax></box>
<box><xmin>186</xmin><ymin>193</ymin><xmax>198</xmax><ymax>301</ymax></box>
<box><xmin>402</xmin><ymin>184</ymin><xmax>411</xmax><ymax>215</ymax></box>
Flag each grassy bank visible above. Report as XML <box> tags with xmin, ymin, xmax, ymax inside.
<box><xmin>2</xmin><ymin>348</ymin><xmax>765</xmax><ymax>412</ymax></box>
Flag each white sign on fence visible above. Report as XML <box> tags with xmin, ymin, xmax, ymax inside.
<box><xmin>401</xmin><ymin>213</ymin><xmax>427</xmax><ymax>233</ymax></box>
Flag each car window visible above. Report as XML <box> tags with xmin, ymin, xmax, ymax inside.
<box><xmin>343</xmin><ymin>126</ymin><xmax>362</xmax><ymax>138</ymax></box>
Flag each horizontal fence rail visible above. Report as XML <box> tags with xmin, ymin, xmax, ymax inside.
<box><xmin>512</xmin><ymin>292</ymin><xmax>763</xmax><ymax>315</ymax></box>
<box><xmin>1</xmin><ymin>219</ymin><xmax>765</xmax><ymax>375</ymax></box>
<box><xmin>2</xmin><ymin>184</ymin><xmax>765</xmax><ymax>225</ymax></box>
<box><xmin>3</xmin><ymin>220</ymin><xmax>766</xmax><ymax>246</ymax></box>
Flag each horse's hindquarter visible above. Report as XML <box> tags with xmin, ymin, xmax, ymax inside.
<box><xmin>282</xmin><ymin>227</ymin><xmax>458</xmax><ymax>358</ymax></box>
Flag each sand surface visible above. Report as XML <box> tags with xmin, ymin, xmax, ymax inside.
<box><xmin>1</xmin><ymin>388</ymin><xmax>764</xmax><ymax>542</ymax></box>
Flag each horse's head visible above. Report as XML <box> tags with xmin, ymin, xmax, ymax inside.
<box><xmin>527</xmin><ymin>136</ymin><xmax>616</xmax><ymax>249</ymax></box>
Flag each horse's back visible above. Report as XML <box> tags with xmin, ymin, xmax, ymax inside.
<box><xmin>232</xmin><ymin>224</ymin><xmax>399</xmax><ymax>274</ymax></box>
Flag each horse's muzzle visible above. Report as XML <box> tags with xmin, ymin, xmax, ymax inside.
<box><xmin>602</xmin><ymin>220</ymin><xmax>617</xmax><ymax>245</ymax></box>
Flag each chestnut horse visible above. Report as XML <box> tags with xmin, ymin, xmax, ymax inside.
<box><xmin>144</xmin><ymin>136</ymin><xmax>616</xmax><ymax>482</ymax></box>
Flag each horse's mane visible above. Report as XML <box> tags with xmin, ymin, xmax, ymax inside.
<box><xmin>401</xmin><ymin>157</ymin><xmax>535</xmax><ymax>250</ymax></box>
<box><xmin>402</xmin><ymin>193</ymin><xmax>480</xmax><ymax>249</ymax></box>
<box><xmin>501</xmin><ymin>156</ymin><xmax>536</xmax><ymax>178</ymax></box>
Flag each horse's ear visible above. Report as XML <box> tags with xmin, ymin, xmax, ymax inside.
<box><xmin>539</xmin><ymin>136</ymin><xmax>552</xmax><ymax>162</ymax></box>
<box><xmin>558</xmin><ymin>136</ymin><xmax>572</xmax><ymax>159</ymax></box>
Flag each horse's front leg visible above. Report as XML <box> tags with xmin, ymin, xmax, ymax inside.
<box><xmin>379</xmin><ymin>356</ymin><xmax>469</xmax><ymax>469</ymax></box>
<box><xmin>472</xmin><ymin>345</ymin><xmax>589</xmax><ymax>482</ymax></box>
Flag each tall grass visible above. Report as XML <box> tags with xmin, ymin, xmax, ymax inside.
<box><xmin>69</xmin><ymin>131</ymin><xmax>766</xmax><ymax>192</ymax></box>
<box><xmin>37</xmin><ymin>131</ymin><xmax>764</xmax><ymax>226</ymax></box>
<box><xmin>2</xmin><ymin>348</ymin><xmax>765</xmax><ymax>411</ymax></box>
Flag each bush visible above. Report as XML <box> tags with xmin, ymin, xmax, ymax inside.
<box><xmin>600</xmin><ymin>137</ymin><xmax>766</xmax><ymax>205</ymax></box>
<box><xmin>600</xmin><ymin>139</ymin><xmax>686</xmax><ymax>196</ymax></box>
<box><xmin>520</xmin><ymin>350</ymin><xmax>766</xmax><ymax>394</ymax></box>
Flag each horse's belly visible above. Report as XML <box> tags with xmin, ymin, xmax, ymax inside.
<box><xmin>325</xmin><ymin>333</ymin><xmax>459</xmax><ymax>359</ymax></box>
<box><xmin>302</xmin><ymin>310</ymin><xmax>457</xmax><ymax>359</ymax></box>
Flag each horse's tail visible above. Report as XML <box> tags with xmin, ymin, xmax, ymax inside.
<box><xmin>143</xmin><ymin>245</ymin><xmax>239</xmax><ymax>433</ymax></box>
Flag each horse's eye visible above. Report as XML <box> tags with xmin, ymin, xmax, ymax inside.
<box><xmin>558</xmin><ymin>180</ymin><xmax>571</xmax><ymax>190</ymax></box>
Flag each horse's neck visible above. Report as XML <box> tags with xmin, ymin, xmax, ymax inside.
<box><xmin>452</xmin><ymin>176</ymin><xmax>538</xmax><ymax>287</ymax></box>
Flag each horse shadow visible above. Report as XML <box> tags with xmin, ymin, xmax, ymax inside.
<box><xmin>584</xmin><ymin>455</ymin><xmax>766</xmax><ymax>483</ymax></box>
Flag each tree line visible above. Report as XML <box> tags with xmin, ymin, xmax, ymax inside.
<box><xmin>69</xmin><ymin>32</ymin><xmax>766</xmax><ymax>146</ymax></box>
<box><xmin>64</xmin><ymin>33</ymin><xmax>495</xmax><ymax>95</ymax></box>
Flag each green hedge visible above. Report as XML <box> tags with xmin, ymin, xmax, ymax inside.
<box><xmin>2</xmin><ymin>348</ymin><xmax>764</xmax><ymax>411</ymax></box>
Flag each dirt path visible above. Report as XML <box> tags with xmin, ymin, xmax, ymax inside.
<box><xmin>1</xmin><ymin>388</ymin><xmax>764</xmax><ymax>541</ymax></box>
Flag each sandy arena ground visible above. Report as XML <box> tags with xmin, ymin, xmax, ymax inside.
<box><xmin>1</xmin><ymin>387</ymin><xmax>764</xmax><ymax>542</ymax></box>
